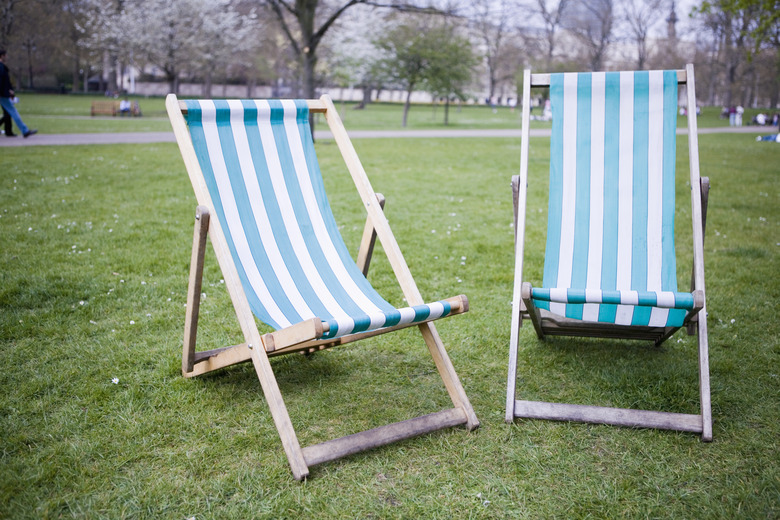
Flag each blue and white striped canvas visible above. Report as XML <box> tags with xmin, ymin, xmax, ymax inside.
<box><xmin>184</xmin><ymin>99</ymin><xmax>454</xmax><ymax>339</ymax></box>
<box><xmin>532</xmin><ymin>70</ymin><xmax>692</xmax><ymax>327</ymax></box>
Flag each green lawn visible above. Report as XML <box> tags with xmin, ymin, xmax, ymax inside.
<box><xmin>11</xmin><ymin>92</ymin><xmax>776</xmax><ymax>135</ymax></box>
<box><xmin>0</xmin><ymin>119</ymin><xmax>778</xmax><ymax>516</ymax></box>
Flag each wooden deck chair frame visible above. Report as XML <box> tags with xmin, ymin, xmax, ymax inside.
<box><xmin>167</xmin><ymin>94</ymin><xmax>479</xmax><ymax>480</ymax></box>
<box><xmin>505</xmin><ymin>64</ymin><xmax>712</xmax><ymax>440</ymax></box>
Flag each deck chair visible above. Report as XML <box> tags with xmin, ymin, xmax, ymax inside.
<box><xmin>166</xmin><ymin>94</ymin><xmax>479</xmax><ymax>480</ymax></box>
<box><xmin>506</xmin><ymin>64</ymin><xmax>712</xmax><ymax>440</ymax></box>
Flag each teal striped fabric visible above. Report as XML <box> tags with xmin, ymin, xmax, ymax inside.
<box><xmin>533</xmin><ymin>70</ymin><xmax>690</xmax><ymax>327</ymax></box>
<box><xmin>184</xmin><ymin>99</ymin><xmax>453</xmax><ymax>339</ymax></box>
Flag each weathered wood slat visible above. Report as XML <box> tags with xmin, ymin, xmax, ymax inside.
<box><xmin>530</xmin><ymin>69</ymin><xmax>686</xmax><ymax>87</ymax></box>
<box><xmin>530</xmin><ymin>308</ymin><xmax>674</xmax><ymax>342</ymax></box>
<box><xmin>187</xmin><ymin>344</ymin><xmax>251</xmax><ymax>378</ymax></box>
<box><xmin>178</xmin><ymin>98</ymin><xmax>327</xmax><ymax>115</ymax></box>
<box><xmin>356</xmin><ymin>193</ymin><xmax>385</xmax><ymax>277</ymax></box>
<box><xmin>262</xmin><ymin>318</ymin><xmax>324</xmax><ymax>353</ymax></box>
<box><xmin>268</xmin><ymin>294</ymin><xmax>469</xmax><ymax>356</ymax></box>
<box><xmin>514</xmin><ymin>400</ymin><xmax>703</xmax><ymax>433</ymax></box>
<box><xmin>182</xmin><ymin>206</ymin><xmax>210</xmax><ymax>375</ymax></box>
<box><xmin>302</xmin><ymin>408</ymin><xmax>467</xmax><ymax>467</ymax></box>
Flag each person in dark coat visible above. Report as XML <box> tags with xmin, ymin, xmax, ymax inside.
<box><xmin>0</xmin><ymin>48</ymin><xmax>37</xmax><ymax>138</ymax></box>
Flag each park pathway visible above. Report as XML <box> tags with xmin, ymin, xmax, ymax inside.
<box><xmin>0</xmin><ymin>125</ymin><xmax>770</xmax><ymax>147</ymax></box>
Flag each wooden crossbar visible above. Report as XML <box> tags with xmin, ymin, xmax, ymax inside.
<box><xmin>529</xmin><ymin>69</ymin><xmax>687</xmax><ymax>87</ymax></box>
<box><xmin>178</xmin><ymin>99</ymin><xmax>327</xmax><ymax>115</ymax></box>
<box><xmin>524</xmin><ymin>307</ymin><xmax>674</xmax><ymax>342</ymax></box>
<box><xmin>184</xmin><ymin>295</ymin><xmax>469</xmax><ymax>371</ymax></box>
<box><xmin>513</xmin><ymin>400</ymin><xmax>703</xmax><ymax>433</ymax></box>
<box><xmin>269</xmin><ymin>294</ymin><xmax>469</xmax><ymax>356</ymax></box>
<box><xmin>187</xmin><ymin>343</ymin><xmax>251</xmax><ymax>378</ymax></box>
<box><xmin>356</xmin><ymin>193</ymin><xmax>386</xmax><ymax>276</ymax></box>
<box><xmin>302</xmin><ymin>407</ymin><xmax>467</xmax><ymax>467</ymax></box>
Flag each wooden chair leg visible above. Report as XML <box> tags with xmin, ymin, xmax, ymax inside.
<box><xmin>521</xmin><ymin>283</ymin><xmax>545</xmax><ymax>340</ymax></box>
<box><xmin>418</xmin><ymin>322</ymin><xmax>480</xmax><ymax>430</ymax></box>
<box><xmin>688</xmin><ymin>178</ymin><xmax>710</xmax><ymax>335</ymax></box>
<box><xmin>511</xmin><ymin>175</ymin><xmax>521</xmax><ymax>247</ymax></box>
<box><xmin>700</xmin><ymin>177</ymin><xmax>710</xmax><ymax>238</ymax></box>
<box><xmin>506</xmin><ymin>291</ymin><xmax>523</xmax><ymax>423</ymax></box>
<box><xmin>697</xmin><ymin>304</ymin><xmax>713</xmax><ymax>442</ymax></box>
<box><xmin>248</xmin><ymin>318</ymin><xmax>476</xmax><ymax>479</ymax></box>
<box><xmin>508</xmin><ymin>175</ymin><xmax>535</xmax><ymax>421</ymax></box>
<box><xmin>179</xmin><ymin>206</ymin><xmax>311</xmax><ymax>477</ymax></box>
<box><xmin>249</xmin><ymin>336</ymin><xmax>310</xmax><ymax>480</ymax></box>
<box><xmin>356</xmin><ymin>193</ymin><xmax>385</xmax><ymax>276</ymax></box>
<box><xmin>252</xmin><ymin>322</ymin><xmax>479</xmax><ymax>479</ymax></box>
<box><xmin>183</xmin><ymin>206</ymin><xmax>210</xmax><ymax>376</ymax></box>
<box><xmin>695</xmin><ymin>179</ymin><xmax>712</xmax><ymax>440</ymax></box>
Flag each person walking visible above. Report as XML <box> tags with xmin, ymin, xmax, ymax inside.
<box><xmin>1</xmin><ymin>106</ymin><xmax>14</xmax><ymax>137</ymax></box>
<box><xmin>0</xmin><ymin>49</ymin><xmax>37</xmax><ymax>138</ymax></box>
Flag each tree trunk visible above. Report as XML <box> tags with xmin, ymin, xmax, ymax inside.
<box><xmin>302</xmin><ymin>51</ymin><xmax>317</xmax><ymax>99</ymax></box>
<box><xmin>168</xmin><ymin>71</ymin><xmax>178</xmax><ymax>95</ymax></box>
<box><xmin>773</xmin><ymin>53</ymin><xmax>780</xmax><ymax>109</ymax></box>
<box><xmin>727</xmin><ymin>62</ymin><xmax>737</xmax><ymax>106</ymax></box>
<box><xmin>204</xmin><ymin>68</ymin><xmax>212</xmax><ymax>97</ymax></box>
<box><xmin>444</xmin><ymin>97</ymin><xmax>450</xmax><ymax>125</ymax></box>
<box><xmin>637</xmin><ymin>38</ymin><xmax>647</xmax><ymax>70</ymax></box>
<box><xmin>357</xmin><ymin>85</ymin><xmax>372</xmax><ymax>108</ymax></box>
<box><xmin>403</xmin><ymin>87</ymin><xmax>413</xmax><ymax>127</ymax></box>
<box><xmin>302</xmin><ymin>51</ymin><xmax>317</xmax><ymax>136</ymax></box>
<box><xmin>488</xmin><ymin>59</ymin><xmax>496</xmax><ymax>100</ymax></box>
<box><xmin>72</xmin><ymin>54</ymin><xmax>80</xmax><ymax>93</ymax></box>
<box><xmin>108</xmin><ymin>55</ymin><xmax>119</xmax><ymax>94</ymax></box>
<box><xmin>25</xmin><ymin>38</ymin><xmax>33</xmax><ymax>89</ymax></box>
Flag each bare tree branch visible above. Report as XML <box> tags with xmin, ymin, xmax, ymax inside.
<box><xmin>267</xmin><ymin>0</ymin><xmax>301</xmax><ymax>56</ymax></box>
<box><xmin>363</xmin><ymin>1</ymin><xmax>454</xmax><ymax>16</ymax></box>
<box><xmin>311</xmin><ymin>0</ymin><xmax>365</xmax><ymax>52</ymax></box>
<box><xmin>273</xmin><ymin>0</ymin><xmax>299</xmax><ymax>17</ymax></box>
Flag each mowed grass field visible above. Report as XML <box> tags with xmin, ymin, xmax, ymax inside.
<box><xmin>0</xmin><ymin>97</ymin><xmax>778</xmax><ymax>518</ymax></box>
<box><xmin>10</xmin><ymin>92</ymin><xmax>776</xmax><ymax>134</ymax></box>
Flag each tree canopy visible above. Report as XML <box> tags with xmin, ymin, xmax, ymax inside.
<box><xmin>0</xmin><ymin>0</ymin><xmax>777</xmax><ymax>109</ymax></box>
<box><xmin>374</xmin><ymin>19</ymin><xmax>475</xmax><ymax>126</ymax></box>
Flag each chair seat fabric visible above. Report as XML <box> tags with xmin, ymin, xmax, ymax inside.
<box><xmin>184</xmin><ymin>99</ymin><xmax>453</xmax><ymax>339</ymax></box>
<box><xmin>531</xmin><ymin>287</ymin><xmax>691</xmax><ymax>327</ymax></box>
<box><xmin>537</xmin><ymin>70</ymin><xmax>689</xmax><ymax>328</ymax></box>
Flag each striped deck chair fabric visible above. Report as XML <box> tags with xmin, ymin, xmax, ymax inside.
<box><xmin>533</xmin><ymin>70</ymin><xmax>692</xmax><ymax>328</ymax></box>
<box><xmin>167</xmin><ymin>94</ymin><xmax>478</xmax><ymax>480</ymax></box>
<box><xmin>184</xmin><ymin>99</ymin><xmax>456</xmax><ymax>340</ymax></box>
<box><xmin>506</xmin><ymin>65</ymin><xmax>712</xmax><ymax>440</ymax></box>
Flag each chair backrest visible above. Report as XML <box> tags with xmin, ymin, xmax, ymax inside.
<box><xmin>541</xmin><ymin>70</ymin><xmax>685</xmax><ymax>325</ymax></box>
<box><xmin>183</xmin><ymin>99</ymin><xmax>405</xmax><ymax>339</ymax></box>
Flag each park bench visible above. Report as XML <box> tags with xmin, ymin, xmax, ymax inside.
<box><xmin>90</xmin><ymin>100</ymin><xmax>143</xmax><ymax>117</ymax></box>
<box><xmin>91</xmin><ymin>101</ymin><xmax>118</xmax><ymax>116</ymax></box>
